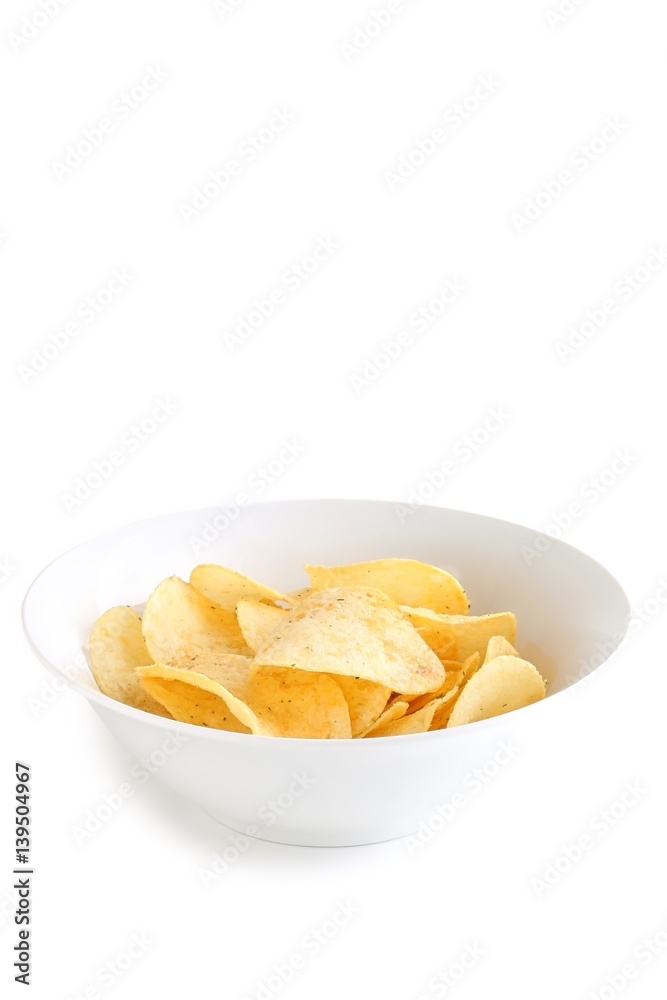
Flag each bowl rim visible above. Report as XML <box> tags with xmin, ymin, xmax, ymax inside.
<box><xmin>21</xmin><ymin>497</ymin><xmax>631</xmax><ymax>748</ymax></box>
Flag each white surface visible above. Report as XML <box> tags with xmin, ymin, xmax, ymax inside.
<box><xmin>1</xmin><ymin>0</ymin><xmax>666</xmax><ymax>995</ymax></box>
<box><xmin>22</xmin><ymin>500</ymin><xmax>630</xmax><ymax>846</ymax></box>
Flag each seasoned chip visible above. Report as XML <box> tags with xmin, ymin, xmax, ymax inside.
<box><xmin>142</xmin><ymin>576</ymin><xmax>250</xmax><ymax>663</ymax></box>
<box><xmin>406</xmin><ymin>653</ymin><xmax>480</xmax><ymax>714</ymax></box>
<box><xmin>137</xmin><ymin>670</ymin><xmax>252</xmax><ymax>733</ymax></box>
<box><xmin>447</xmin><ymin>655</ymin><xmax>546</xmax><ymax>727</ymax></box>
<box><xmin>137</xmin><ymin>662</ymin><xmax>350</xmax><ymax>739</ymax></box>
<box><xmin>358</xmin><ymin>699</ymin><xmax>409</xmax><ymax>737</ymax></box>
<box><xmin>248</xmin><ymin>668</ymin><xmax>352</xmax><ymax>739</ymax></box>
<box><xmin>251</xmin><ymin>586</ymin><xmax>445</xmax><ymax>695</ymax></box>
<box><xmin>430</xmin><ymin>687</ymin><xmax>461</xmax><ymax>730</ymax></box>
<box><xmin>460</xmin><ymin>650</ymin><xmax>482</xmax><ymax>684</ymax></box>
<box><xmin>330</xmin><ymin>676</ymin><xmax>391</xmax><ymax>737</ymax></box>
<box><xmin>137</xmin><ymin>658</ymin><xmax>252</xmax><ymax>731</ymax></box>
<box><xmin>236</xmin><ymin>600</ymin><xmax>288</xmax><ymax>652</ymax></box>
<box><xmin>89</xmin><ymin>606</ymin><xmax>170</xmax><ymax>717</ymax></box>
<box><xmin>484</xmin><ymin>635</ymin><xmax>518</xmax><ymax>662</ymax></box>
<box><xmin>190</xmin><ymin>564</ymin><xmax>288</xmax><ymax>611</ymax></box>
<box><xmin>368</xmin><ymin>698</ymin><xmax>441</xmax><ymax>737</ymax></box>
<box><xmin>306</xmin><ymin>559</ymin><xmax>469</xmax><ymax>615</ymax></box>
<box><xmin>401</xmin><ymin>608</ymin><xmax>517</xmax><ymax>663</ymax></box>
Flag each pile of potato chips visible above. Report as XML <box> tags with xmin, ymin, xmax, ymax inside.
<box><xmin>88</xmin><ymin>558</ymin><xmax>547</xmax><ymax>738</ymax></box>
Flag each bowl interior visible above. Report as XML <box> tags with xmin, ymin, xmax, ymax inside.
<box><xmin>23</xmin><ymin>500</ymin><xmax>630</xmax><ymax>702</ymax></box>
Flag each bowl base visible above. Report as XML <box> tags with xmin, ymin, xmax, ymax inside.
<box><xmin>201</xmin><ymin>807</ymin><xmax>414</xmax><ymax>848</ymax></box>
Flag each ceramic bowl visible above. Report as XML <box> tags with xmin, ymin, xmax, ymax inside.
<box><xmin>22</xmin><ymin>500</ymin><xmax>630</xmax><ymax>846</ymax></box>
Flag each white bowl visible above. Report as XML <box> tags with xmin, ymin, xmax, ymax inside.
<box><xmin>22</xmin><ymin>500</ymin><xmax>629</xmax><ymax>847</ymax></box>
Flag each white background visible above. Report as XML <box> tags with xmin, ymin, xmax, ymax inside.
<box><xmin>2</xmin><ymin>0</ymin><xmax>666</xmax><ymax>997</ymax></box>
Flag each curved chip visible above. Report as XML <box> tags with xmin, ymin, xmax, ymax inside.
<box><xmin>358</xmin><ymin>699</ymin><xmax>409</xmax><ymax>737</ymax></box>
<box><xmin>88</xmin><ymin>606</ymin><xmax>171</xmax><ymax>717</ymax></box>
<box><xmin>401</xmin><ymin>608</ymin><xmax>517</xmax><ymax>663</ymax></box>
<box><xmin>247</xmin><ymin>668</ymin><xmax>352</xmax><ymax>739</ymax></box>
<box><xmin>329</xmin><ymin>676</ymin><xmax>391</xmax><ymax>737</ymax></box>
<box><xmin>447</xmin><ymin>655</ymin><xmax>546</xmax><ymax>727</ymax></box>
<box><xmin>367</xmin><ymin>698</ymin><xmax>441</xmax><ymax>737</ymax></box>
<box><xmin>306</xmin><ymin>559</ymin><xmax>468</xmax><ymax>615</ymax></box>
<box><xmin>142</xmin><ymin>576</ymin><xmax>250</xmax><ymax>663</ymax></box>
<box><xmin>429</xmin><ymin>688</ymin><xmax>460</xmax><ymax>730</ymax></box>
<box><xmin>236</xmin><ymin>600</ymin><xmax>288</xmax><ymax>652</ymax></box>
<box><xmin>484</xmin><ymin>635</ymin><xmax>518</xmax><ymax>662</ymax></box>
<box><xmin>251</xmin><ymin>586</ymin><xmax>445</xmax><ymax>695</ymax></box>
<box><xmin>190</xmin><ymin>564</ymin><xmax>288</xmax><ymax>611</ymax></box>
<box><xmin>137</xmin><ymin>671</ymin><xmax>252</xmax><ymax>733</ymax></box>
<box><xmin>137</xmin><ymin>662</ymin><xmax>351</xmax><ymax>739</ymax></box>
<box><xmin>406</xmin><ymin>652</ymin><xmax>480</xmax><ymax>715</ymax></box>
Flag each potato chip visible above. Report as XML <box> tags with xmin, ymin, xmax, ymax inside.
<box><xmin>330</xmin><ymin>676</ymin><xmax>391</xmax><ymax>737</ymax></box>
<box><xmin>484</xmin><ymin>635</ymin><xmax>518</xmax><ymax>662</ymax></box>
<box><xmin>460</xmin><ymin>650</ymin><xmax>482</xmax><ymax>684</ymax></box>
<box><xmin>138</xmin><ymin>658</ymin><xmax>256</xmax><ymax>732</ymax></box>
<box><xmin>368</xmin><ymin>698</ymin><xmax>441</xmax><ymax>737</ymax></box>
<box><xmin>306</xmin><ymin>559</ymin><xmax>469</xmax><ymax>615</ymax></box>
<box><xmin>251</xmin><ymin>587</ymin><xmax>445</xmax><ymax>695</ymax></box>
<box><xmin>89</xmin><ymin>606</ymin><xmax>170</xmax><ymax>717</ymax></box>
<box><xmin>406</xmin><ymin>653</ymin><xmax>480</xmax><ymax>714</ymax></box>
<box><xmin>357</xmin><ymin>699</ymin><xmax>409</xmax><ymax>737</ymax></box>
<box><xmin>430</xmin><ymin>687</ymin><xmax>461</xmax><ymax>730</ymax></box>
<box><xmin>137</xmin><ymin>662</ymin><xmax>351</xmax><ymax>739</ymax></box>
<box><xmin>142</xmin><ymin>576</ymin><xmax>250</xmax><ymax>663</ymax></box>
<box><xmin>248</xmin><ymin>668</ymin><xmax>352</xmax><ymax>739</ymax></box>
<box><xmin>401</xmin><ymin>607</ymin><xmax>517</xmax><ymax>664</ymax></box>
<box><xmin>137</xmin><ymin>669</ymin><xmax>252</xmax><ymax>733</ymax></box>
<box><xmin>447</xmin><ymin>655</ymin><xmax>546</xmax><ymax>727</ymax></box>
<box><xmin>236</xmin><ymin>600</ymin><xmax>288</xmax><ymax>652</ymax></box>
<box><xmin>190</xmin><ymin>564</ymin><xmax>288</xmax><ymax>611</ymax></box>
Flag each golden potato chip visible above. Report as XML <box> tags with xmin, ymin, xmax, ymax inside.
<box><xmin>330</xmin><ymin>676</ymin><xmax>391</xmax><ymax>737</ymax></box>
<box><xmin>248</xmin><ymin>668</ymin><xmax>352</xmax><ymax>738</ymax></box>
<box><xmin>401</xmin><ymin>607</ymin><xmax>517</xmax><ymax>663</ymax></box>
<box><xmin>137</xmin><ymin>658</ymin><xmax>255</xmax><ymax>731</ymax></box>
<box><xmin>358</xmin><ymin>699</ymin><xmax>409</xmax><ymax>737</ymax></box>
<box><xmin>447</xmin><ymin>655</ymin><xmax>546</xmax><ymax>727</ymax></box>
<box><xmin>368</xmin><ymin>698</ymin><xmax>442</xmax><ymax>737</ymax></box>
<box><xmin>189</xmin><ymin>564</ymin><xmax>288</xmax><ymax>611</ymax></box>
<box><xmin>430</xmin><ymin>687</ymin><xmax>461</xmax><ymax>729</ymax></box>
<box><xmin>460</xmin><ymin>650</ymin><xmax>482</xmax><ymax>684</ymax></box>
<box><xmin>306</xmin><ymin>559</ymin><xmax>469</xmax><ymax>615</ymax></box>
<box><xmin>142</xmin><ymin>576</ymin><xmax>250</xmax><ymax>663</ymax></box>
<box><xmin>428</xmin><ymin>636</ymin><xmax>458</xmax><ymax>661</ymax></box>
<box><xmin>236</xmin><ymin>600</ymin><xmax>288</xmax><ymax>652</ymax></box>
<box><xmin>137</xmin><ymin>662</ymin><xmax>351</xmax><ymax>739</ymax></box>
<box><xmin>251</xmin><ymin>587</ymin><xmax>445</xmax><ymax>695</ymax></box>
<box><xmin>406</xmin><ymin>653</ymin><xmax>480</xmax><ymax>714</ymax></box>
<box><xmin>137</xmin><ymin>670</ymin><xmax>252</xmax><ymax>733</ymax></box>
<box><xmin>484</xmin><ymin>635</ymin><xmax>518</xmax><ymax>662</ymax></box>
<box><xmin>89</xmin><ymin>606</ymin><xmax>170</xmax><ymax>717</ymax></box>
